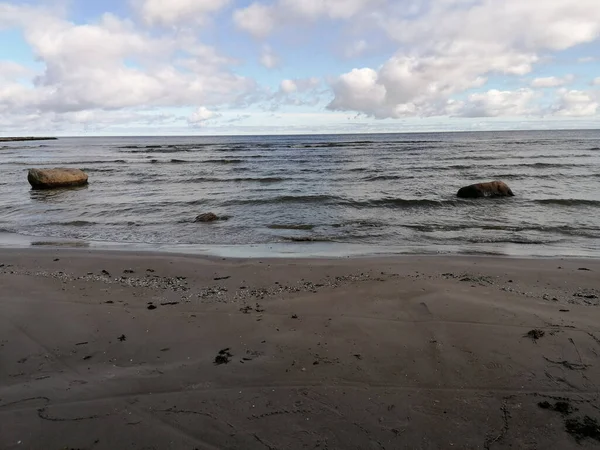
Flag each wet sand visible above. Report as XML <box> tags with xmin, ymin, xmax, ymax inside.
<box><xmin>1</xmin><ymin>249</ymin><xmax>599</xmax><ymax>449</ymax></box>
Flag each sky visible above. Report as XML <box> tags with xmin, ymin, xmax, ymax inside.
<box><xmin>0</xmin><ymin>0</ymin><xmax>599</xmax><ymax>135</ymax></box>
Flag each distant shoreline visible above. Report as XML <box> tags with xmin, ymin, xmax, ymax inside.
<box><xmin>0</xmin><ymin>137</ymin><xmax>57</xmax><ymax>142</ymax></box>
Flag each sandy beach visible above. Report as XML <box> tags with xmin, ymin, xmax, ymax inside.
<box><xmin>1</xmin><ymin>249</ymin><xmax>600</xmax><ymax>449</ymax></box>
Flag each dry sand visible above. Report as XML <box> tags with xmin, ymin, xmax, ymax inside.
<box><xmin>1</xmin><ymin>249</ymin><xmax>600</xmax><ymax>449</ymax></box>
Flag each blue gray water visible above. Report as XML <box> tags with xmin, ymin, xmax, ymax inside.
<box><xmin>1</xmin><ymin>130</ymin><xmax>599</xmax><ymax>257</ymax></box>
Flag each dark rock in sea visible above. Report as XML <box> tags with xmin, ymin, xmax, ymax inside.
<box><xmin>195</xmin><ymin>212</ymin><xmax>219</xmax><ymax>223</ymax></box>
<box><xmin>28</xmin><ymin>168</ymin><xmax>88</xmax><ymax>190</ymax></box>
<box><xmin>457</xmin><ymin>181</ymin><xmax>514</xmax><ymax>198</ymax></box>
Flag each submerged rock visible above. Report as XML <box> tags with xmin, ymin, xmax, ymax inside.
<box><xmin>28</xmin><ymin>168</ymin><xmax>88</xmax><ymax>189</ymax></box>
<box><xmin>195</xmin><ymin>212</ymin><xmax>220</xmax><ymax>223</ymax></box>
<box><xmin>457</xmin><ymin>181</ymin><xmax>514</xmax><ymax>198</ymax></box>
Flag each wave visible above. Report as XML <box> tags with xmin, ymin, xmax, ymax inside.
<box><xmin>221</xmin><ymin>195</ymin><xmax>458</xmax><ymax>208</ymax></box>
<box><xmin>404</xmin><ymin>223</ymin><xmax>600</xmax><ymax>237</ymax></box>
<box><xmin>46</xmin><ymin>220</ymin><xmax>96</xmax><ymax>226</ymax></box>
<box><xmin>268</xmin><ymin>224</ymin><xmax>315</xmax><ymax>230</ymax></box>
<box><xmin>183</xmin><ymin>176</ymin><xmax>285</xmax><ymax>183</ymax></box>
<box><xmin>300</xmin><ymin>141</ymin><xmax>376</xmax><ymax>148</ymax></box>
<box><xmin>223</xmin><ymin>194</ymin><xmax>339</xmax><ymax>206</ymax></box>
<box><xmin>204</xmin><ymin>158</ymin><xmax>244</xmax><ymax>164</ymax></box>
<box><xmin>362</xmin><ymin>175</ymin><xmax>416</xmax><ymax>181</ymax></box>
<box><xmin>343</xmin><ymin>198</ymin><xmax>455</xmax><ymax>208</ymax></box>
<box><xmin>281</xmin><ymin>236</ymin><xmax>333</xmax><ymax>242</ymax></box>
<box><xmin>82</xmin><ymin>168</ymin><xmax>116</xmax><ymax>173</ymax></box>
<box><xmin>534</xmin><ymin>199</ymin><xmax>600</xmax><ymax>207</ymax></box>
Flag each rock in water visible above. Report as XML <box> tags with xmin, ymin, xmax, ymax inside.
<box><xmin>195</xmin><ymin>212</ymin><xmax>219</xmax><ymax>223</ymax></box>
<box><xmin>28</xmin><ymin>168</ymin><xmax>88</xmax><ymax>189</ymax></box>
<box><xmin>457</xmin><ymin>181</ymin><xmax>514</xmax><ymax>198</ymax></box>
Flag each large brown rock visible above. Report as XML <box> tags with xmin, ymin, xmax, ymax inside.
<box><xmin>28</xmin><ymin>168</ymin><xmax>88</xmax><ymax>189</ymax></box>
<box><xmin>457</xmin><ymin>181</ymin><xmax>514</xmax><ymax>198</ymax></box>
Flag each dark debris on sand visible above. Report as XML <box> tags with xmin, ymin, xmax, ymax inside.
<box><xmin>214</xmin><ymin>348</ymin><xmax>233</xmax><ymax>365</ymax></box>
<box><xmin>565</xmin><ymin>416</ymin><xmax>600</xmax><ymax>443</ymax></box>
<box><xmin>526</xmin><ymin>329</ymin><xmax>545</xmax><ymax>341</ymax></box>
<box><xmin>538</xmin><ymin>401</ymin><xmax>577</xmax><ymax>416</ymax></box>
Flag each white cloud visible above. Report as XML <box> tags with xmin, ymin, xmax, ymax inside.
<box><xmin>0</xmin><ymin>3</ymin><xmax>256</xmax><ymax>130</ymax></box>
<box><xmin>452</xmin><ymin>89</ymin><xmax>539</xmax><ymax>118</ymax></box>
<box><xmin>344</xmin><ymin>39</ymin><xmax>368</xmax><ymax>58</ymax></box>
<box><xmin>328</xmin><ymin>0</ymin><xmax>600</xmax><ymax>118</ymax></box>
<box><xmin>552</xmin><ymin>89</ymin><xmax>599</xmax><ymax>117</ymax></box>
<box><xmin>531</xmin><ymin>75</ymin><xmax>573</xmax><ymax>88</ymax></box>
<box><xmin>188</xmin><ymin>106</ymin><xmax>221</xmax><ymax>125</ymax></box>
<box><xmin>259</xmin><ymin>45</ymin><xmax>279</xmax><ymax>69</ymax></box>
<box><xmin>280</xmin><ymin>79</ymin><xmax>298</xmax><ymax>94</ymax></box>
<box><xmin>233</xmin><ymin>0</ymin><xmax>381</xmax><ymax>38</ymax></box>
<box><xmin>578</xmin><ymin>56</ymin><xmax>596</xmax><ymax>63</ymax></box>
<box><xmin>592</xmin><ymin>77</ymin><xmax>600</xmax><ymax>86</ymax></box>
<box><xmin>133</xmin><ymin>0</ymin><xmax>230</xmax><ymax>26</ymax></box>
<box><xmin>278</xmin><ymin>0</ymin><xmax>380</xmax><ymax>20</ymax></box>
<box><xmin>279</xmin><ymin>77</ymin><xmax>320</xmax><ymax>94</ymax></box>
<box><xmin>0</xmin><ymin>61</ymin><xmax>31</xmax><ymax>81</ymax></box>
<box><xmin>233</xmin><ymin>3</ymin><xmax>274</xmax><ymax>38</ymax></box>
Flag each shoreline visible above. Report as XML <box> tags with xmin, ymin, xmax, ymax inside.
<box><xmin>1</xmin><ymin>249</ymin><xmax>599</xmax><ymax>448</ymax></box>
<box><xmin>1</xmin><ymin>230</ymin><xmax>598</xmax><ymax>260</ymax></box>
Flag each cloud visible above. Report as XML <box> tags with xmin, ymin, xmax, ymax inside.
<box><xmin>578</xmin><ymin>56</ymin><xmax>596</xmax><ymax>63</ymax></box>
<box><xmin>279</xmin><ymin>77</ymin><xmax>320</xmax><ymax>94</ymax></box>
<box><xmin>344</xmin><ymin>39</ymin><xmax>368</xmax><ymax>58</ymax></box>
<box><xmin>188</xmin><ymin>106</ymin><xmax>221</xmax><ymax>125</ymax></box>
<box><xmin>233</xmin><ymin>3</ymin><xmax>274</xmax><ymax>38</ymax></box>
<box><xmin>0</xmin><ymin>61</ymin><xmax>31</xmax><ymax>81</ymax></box>
<box><xmin>593</xmin><ymin>77</ymin><xmax>600</xmax><ymax>86</ymax></box>
<box><xmin>233</xmin><ymin>0</ymin><xmax>381</xmax><ymax>38</ymax></box>
<box><xmin>0</xmin><ymin>3</ymin><xmax>256</xmax><ymax>129</ymax></box>
<box><xmin>133</xmin><ymin>0</ymin><xmax>230</xmax><ymax>26</ymax></box>
<box><xmin>552</xmin><ymin>89</ymin><xmax>599</xmax><ymax>117</ymax></box>
<box><xmin>259</xmin><ymin>45</ymin><xmax>279</xmax><ymax>69</ymax></box>
<box><xmin>530</xmin><ymin>75</ymin><xmax>573</xmax><ymax>88</ymax></box>
<box><xmin>328</xmin><ymin>0</ymin><xmax>600</xmax><ymax>118</ymax></box>
<box><xmin>452</xmin><ymin>89</ymin><xmax>539</xmax><ymax>118</ymax></box>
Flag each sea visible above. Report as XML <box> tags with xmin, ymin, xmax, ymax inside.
<box><xmin>1</xmin><ymin>130</ymin><xmax>599</xmax><ymax>258</ymax></box>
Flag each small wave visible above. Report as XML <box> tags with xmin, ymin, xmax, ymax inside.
<box><xmin>282</xmin><ymin>236</ymin><xmax>333</xmax><ymax>242</ymax></box>
<box><xmin>82</xmin><ymin>168</ymin><xmax>116</xmax><ymax>173</ymax></box>
<box><xmin>46</xmin><ymin>220</ymin><xmax>96</xmax><ymax>226</ymax></box>
<box><xmin>268</xmin><ymin>224</ymin><xmax>315</xmax><ymax>231</ymax></box>
<box><xmin>224</xmin><ymin>194</ymin><xmax>338</xmax><ymax>206</ymax></box>
<box><xmin>183</xmin><ymin>176</ymin><xmax>285</xmax><ymax>183</ymax></box>
<box><xmin>534</xmin><ymin>199</ymin><xmax>600</xmax><ymax>207</ymax></box>
<box><xmin>363</xmin><ymin>175</ymin><xmax>416</xmax><ymax>181</ymax></box>
<box><xmin>343</xmin><ymin>198</ymin><xmax>454</xmax><ymax>208</ymax></box>
<box><xmin>205</xmin><ymin>158</ymin><xmax>244</xmax><ymax>164</ymax></box>
<box><xmin>524</xmin><ymin>162</ymin><xmax>587</xmax><ymax>168</ymax></box>
<box><xmin>332</xmin><ymin>220</ymin><xmax>384</xmax><ymax>229</ymax></box>
<box><xmin>300</xmin><ymin>141</ymin><xmax>375</xmax><ymax>148</ymax></box>
<box><xmin>170</xmin><ymin>159</ymin><xmax>187</xmax><ymax>163</ymax></box>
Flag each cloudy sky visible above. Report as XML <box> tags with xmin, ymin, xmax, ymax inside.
<box><xmin>1</xmin><ymin>0</ymin><xmax>599</xmax><ymax>135</ymax></box>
